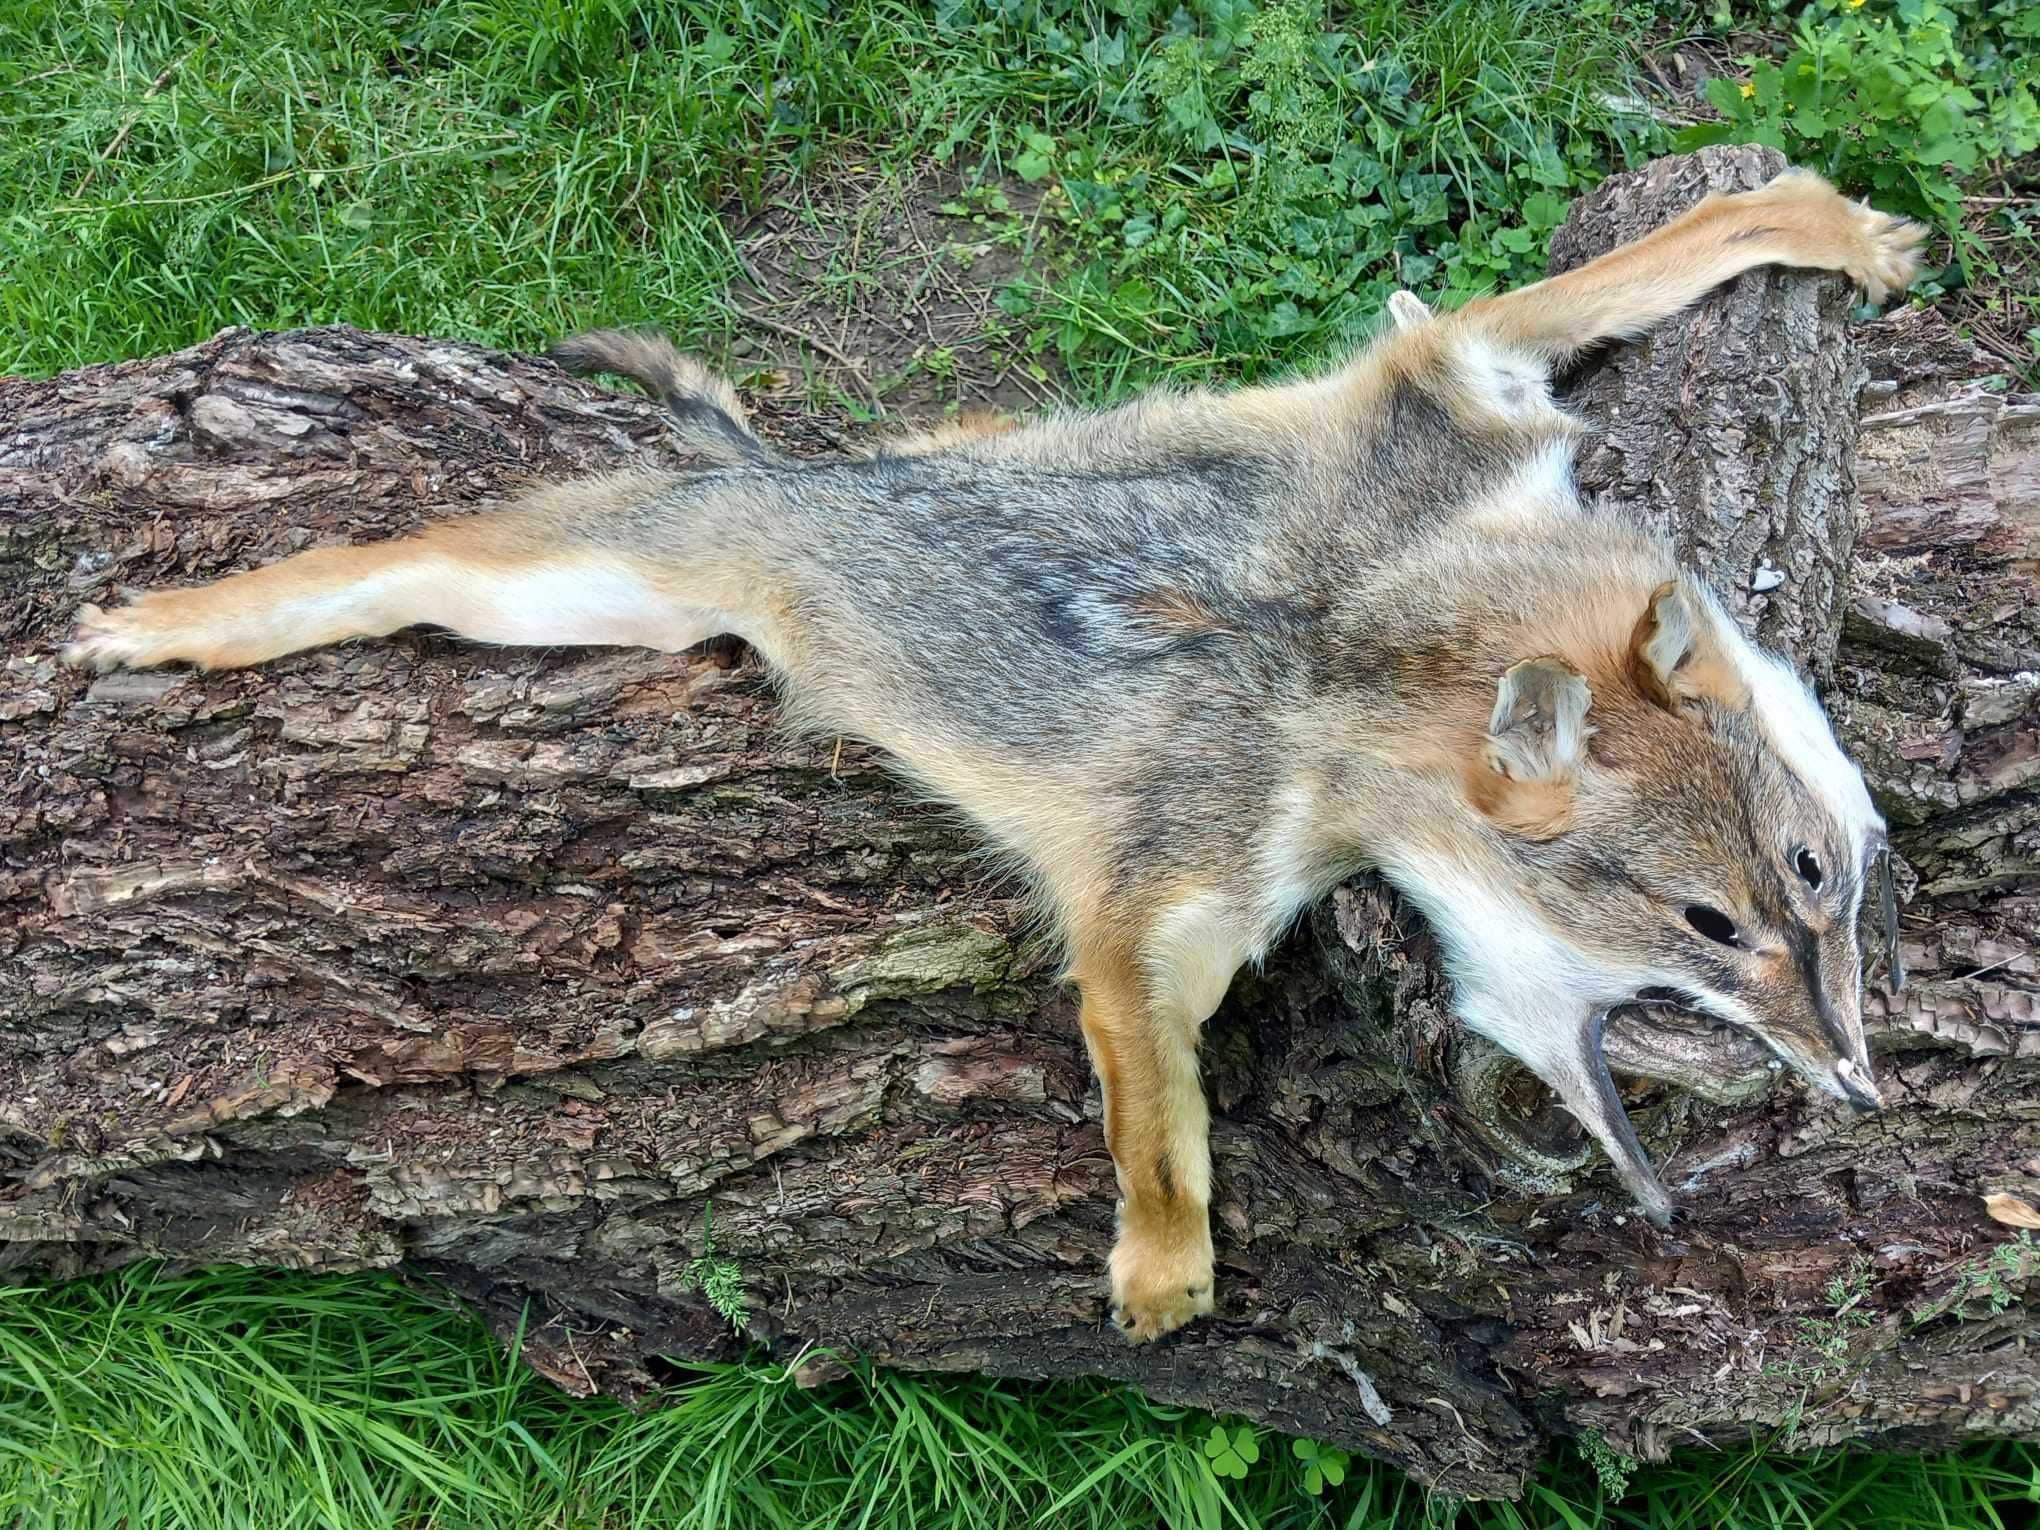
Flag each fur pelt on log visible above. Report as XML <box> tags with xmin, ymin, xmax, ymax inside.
<box><xmin>6</xmin><ymin>147</ymin><xmax>2039</xmax><ymax>1495</ymax></box>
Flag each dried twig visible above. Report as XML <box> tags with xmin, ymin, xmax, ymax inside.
<box><xmin>723</xmin><ymin>303</ymin><xmax>882</xmax><ymax>404</ymax></box>
<box><xmin>77</xmin><ymin>58</ymin><xmax>183</xmax><ymax>194</ymax></box>
<box><xmin>725</xmin><ymin>247</ymin><xmax>883</xmax><ymax>405</ymax></box>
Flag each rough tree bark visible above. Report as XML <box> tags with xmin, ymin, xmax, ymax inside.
<box><xmin>5</xmin><ymin>147</ymin><xmax>2039</xmax><ymax>1496</ymax></box>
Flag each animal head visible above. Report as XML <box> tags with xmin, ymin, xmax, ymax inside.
<box><xmin>1420</xmin><ymin>572</ymin><xmax>1898</xmax><ymax>1221</ymax></box>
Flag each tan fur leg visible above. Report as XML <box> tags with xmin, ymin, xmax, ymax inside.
<box><xmin>1457</xmin><ymin>168</ymin><xmax>1929</xmax><ymax>360</ymax></box>
<box><xmin>1072</xmin><ymin>937</ymin><xmax>1219</xmax><ymax>1342</ymax></box>
<box><xmin>64</xmin><ymin>476</ymin><xmax>765</xmax><ymax>673</ymax></box>
<box><xmin>68</xmin><ymin>539</ymin><xmax>448</xmax><ymax>671</ymax></box>
<box><xmin>880</xmin><ymin>411</ymin><xmax>1020</xmax><ymax>457</ymax></box>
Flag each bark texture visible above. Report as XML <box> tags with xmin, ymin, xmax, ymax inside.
<box><xmin>6</xmin><ymin>147</ymin><xmax>2040</xmax><ymax>1496</ymax></box>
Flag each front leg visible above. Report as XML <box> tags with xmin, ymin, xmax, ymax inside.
<box><xmin>1456</xmin><ymin>166</ymin><xmax>1929</xmax><ymax>362</ymax></box>
<box><xmin>1071</xmin><ymin>906</ymin><xmax>1244</xmax><ymax>1341</ymax></box>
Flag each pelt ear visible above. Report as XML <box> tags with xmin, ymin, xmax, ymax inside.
<box><xmin>1486</xmin><ymin>656</ymin><xmax>1591</xmax><ymax>780</ymax></box>
<box><xmin>1473</xmin><ymin>656</ymin><xmax>1591</xmax><ymax>837</ymax></box>
<box><xmin>1387</xmin><ymin>290</ymin><xmax>1432</xmax><ymax>330</ymax></box>
<box><xmin>1631</xmin><ymin>581</ymin><xmax>1750</xmax><ymax>710</ymax></box>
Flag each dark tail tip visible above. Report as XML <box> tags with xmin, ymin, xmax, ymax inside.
<box><xmin>549</xmin><ymin>329</ymin><xmax>776</xmax><ymax>468</ymax></box>
<box><xmin>547</xmin><ymin>328</ymin><xmax>673</xmax><ymax>389</ymax></box>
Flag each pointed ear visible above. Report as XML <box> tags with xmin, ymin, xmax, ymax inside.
<box><xmin>1631</xmin><ymin>581</ymin><xmax>1750</xmax><ymax>711</ymax></box>
<box><xmin>1472</xmin><ymin>656</ymin><xmax>1591</xmax><ymax>837</ymax></box>
<box><xmin>1387</xmin><ymin>290</ymin><xmax>1432</xmax><ymax>330</ymax></box>
<box><xmin>1486</xmin><ymin>656</ymin><xmax>1591</xmax><ymax>782</ymax></box>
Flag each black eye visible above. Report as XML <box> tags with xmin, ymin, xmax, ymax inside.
<box><xmin>1684</xmin><ymin>905</ymin><xmax>1741</xmax><ymax>947</ymax></box>
<box><xmin>1794</xmin><ymin>847</ymin><xmax>1823</xmax><ymax>889</ymax></box>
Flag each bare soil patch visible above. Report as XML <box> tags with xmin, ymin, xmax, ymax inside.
<box><xmin>719</xmin><ymin>159</ymin><xmax>1067</xmax><ymax>444</ymax></box>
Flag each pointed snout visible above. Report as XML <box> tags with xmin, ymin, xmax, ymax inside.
<box><xmin>1762</xmin><ymin>923</ymin><xmax>1883</xmax><ymax>1113</ymax></box>
<box><xmin>1834</xmin><ymin>1055</ymin><xmax>1883</xmax><ymax>1113</ymax></box>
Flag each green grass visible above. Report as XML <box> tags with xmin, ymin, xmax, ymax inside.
<box><xmin>0</xmin><ymin>0</ymin><xmax>1667</xmax><ymax>396</ymax></box>
<box><xmin>5</xmin><ymin>2</ymin><xmax>2031</xmax><ymax>397</ymax></box>
<box><xmin>8</xmin><ymin>1</ymin><xmax>2028</xmax><ymax>395</ymax></box>
<box><xmin>1</xmin><ymin>1265</ymin><xmax>2034</xmax><ymax>1528</ymax></box>
<box><xmin>1</xmin><ymin>1</ymin><xmax>756</xmax><ymax>373</ymax></box>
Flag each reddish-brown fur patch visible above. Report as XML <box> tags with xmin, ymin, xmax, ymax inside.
<box><xmin>1627</xmin><ymin>582</ymin><xmax>1752</xmax><ymax>712</ymax></box>
<box><xmin>1466</xmin><ymin>768</ymin><xmax>1578</xmax><ymax>839</ymax></box>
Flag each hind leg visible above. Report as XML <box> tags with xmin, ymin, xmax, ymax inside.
<box><xmin>64</xmin><ymin>472</ymin><xmax>770</xmax><ymax>672</ymax></box>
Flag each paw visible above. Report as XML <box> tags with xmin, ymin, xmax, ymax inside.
<box><xmin>1108</xmin><ymin>1221</ymin><xmax>1216</xmax><ymax>1342</ymax></box>
<box><xmin>1756</xmin><ymin>169</ymin><xmax>1930</xmax><ymax>304</ymax></box>
<box><xmin>1841</xmin><ymin>202</ymin><xmax>1930</xmax><ymax>305</ymax></box>
<box><xmin>61</xmin><ymin>594</ymin><xmax>205</xmax><ymax>672</ymax></box>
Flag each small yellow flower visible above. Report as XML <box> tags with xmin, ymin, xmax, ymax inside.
<box><xmin>1740</xmin><ymin>81</ymin><xmax>1756</xmax><ymax>98</ymax></box>
<box><xmin>1847</xmin><ymin>0</ymin><xmax>1866</xmax><ymax>9</ymax></box>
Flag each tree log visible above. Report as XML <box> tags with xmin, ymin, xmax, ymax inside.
<box><xmin>6</xmin><ymin>148</ymin><xmax>2040</xmax><ymax>1496</ymax></box>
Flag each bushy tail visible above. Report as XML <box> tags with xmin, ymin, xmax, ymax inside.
<box><xmin>549</xmin><ymin>329</ymin><xmax>786</xmax><ymax>467</ymax></box>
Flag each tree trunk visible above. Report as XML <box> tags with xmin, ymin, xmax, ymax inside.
<box><xmin>5</xmin><ymin>148</ymin><xmax>2038</xmax><ymax>1496</ymax></box>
